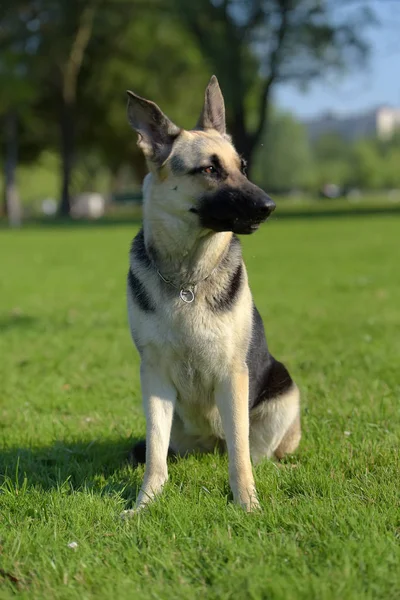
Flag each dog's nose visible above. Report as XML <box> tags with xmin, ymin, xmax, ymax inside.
<box><xmin>257</xmin><ymin>193</ymin><xmax>276</xmax><ymax>217</ymax></box>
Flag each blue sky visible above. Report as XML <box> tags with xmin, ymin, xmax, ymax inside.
<box><xmin>275</xmin><ymin>0</ymin><xmax>400</xmax><ymax>118</ymax></box>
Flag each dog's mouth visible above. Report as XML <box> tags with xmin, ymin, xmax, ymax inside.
<box><xmin>231</xmin><ymin>220</ymin><xmax>263</xmax><ymax>235</ymax></box>
<box><xmin>190</xmin><ymin>209</ymin><xmax>268</xmax><ymax>235</ymax></box>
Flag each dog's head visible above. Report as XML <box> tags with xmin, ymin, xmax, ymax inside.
<box><xmin>127</xmin><ymin>76</ymin><xmax>275</xmax><ymax>235</ymax></box>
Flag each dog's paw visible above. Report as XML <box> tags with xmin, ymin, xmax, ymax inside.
<box><xmin>120</xmin><ymin>508</ymin><xmax>139</xmax><ymax>521</ymax></box>
<box><xmin>235</xmin><ymin>490</ymin><xmax>261</xmax><ymax>513</ymax></box>
<box><xmin>120</xmin><ymin>499</ymin><xmax>150</xmax><ymax>520</ymax></box>
<box><xmin>244</xmin><ymin>497</ymin><xmax>261</xmax><ymax>513</ymax></box>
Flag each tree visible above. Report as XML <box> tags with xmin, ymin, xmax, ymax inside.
<box><xmin>11</xmin><ymin>0</ymin><xmax>208</xmax><ymax>214</ymax></box>
<box><xmin>0</xmin><ymin>1</ymin><xmax>163</xmax><ymax>215</ymax></box>
<box><xmin>78</xmin><ymin>9</ymin><xmax>209</xmax><ymax>191</ymax></box>
<box><xmin>350</xmin><ymin>136</ymin><xmax>400</xmax><ymax>190</ymax></box>
<box><xmin>174</xmin><ymin>0</ymin><xmax>373</xmax><ymax>174</ymax></box>
<box><xmin>0</xmin><ymin>2</ymin><xmax>38</xmax><ymax>225</ymax></box>
<box><xmin>252</xmin><ymin>111</ymin><xmax>313</xmax><ymax>192</ymax></box>
<box><xmin>1</xmin><ymin>0</ymin><xmax>211</xmax><ymax>215</ymax></box>
<box><xmin>312</xmin><ymin>132</ymin><xmax>353</xmax><ymax>189</ymax></box>
<box><xmin>20</xmin><ymin>0</ymin><xmax>102</xmax><ymax>216</ymax></box>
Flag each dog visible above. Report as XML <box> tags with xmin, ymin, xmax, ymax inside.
<box><xmin>122</xmin><ymin>76</ymin><xmax>300</xmax><ymax>517</ymax></box>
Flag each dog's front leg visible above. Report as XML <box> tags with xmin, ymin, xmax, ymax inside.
<box><xmin>215</xmin><ymin>366</ymin><xmax>259</xmax><ymax>512</ymax></box>
<box><xmin>122</xmin><ymin>363</ymin><xmax>175</xmax><ymax>518</ymax></box>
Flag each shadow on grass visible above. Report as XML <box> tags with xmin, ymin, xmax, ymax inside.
<box><xmin>0</xmin><ymin>437</ymin><xmax>144</xmax><ymax>503</ymax></box>
<box><xmin>0</xmin><ymin>438</ymin><xmax>227</xmax><ymax>507</ymax></box>
<box><xmin>0</xmin><ymin>315</ymin><xmax>39</xmax><ymax>333</ymax></box>
<box><xmin>0</xmin><ymin>314</ymin><xmax>89</xmax><ymax>336</ymax></box>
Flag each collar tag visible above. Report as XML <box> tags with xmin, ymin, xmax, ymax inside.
<box><xmin>179</xmin><ymin>288</ymin><xmax>195</xmax><ymax>303</ymax></box>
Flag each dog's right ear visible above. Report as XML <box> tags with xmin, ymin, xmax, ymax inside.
<box><xmin>126</xmin><ymin>91</ymin><xmax>181</xmax><ymax>165</ymax></box>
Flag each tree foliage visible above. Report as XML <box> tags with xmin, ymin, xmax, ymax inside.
<box><xmin>0</xmin><ymin>0</ymin><xmax>377</xmax><ymax>217</ymax></box>
<box><xmin>173</xmin><ymin>0</ymin><xmax>372</xmax><ymax>170</ymax></box>
<box><xmin>253</xmin><ymin>119</ymin><xmax>400</xmax><ymax>193</ymax></box>
<box><xmin>252</xmin><ymin>111</ymin><xmax>313</xmax><ymax>192</ymax></box>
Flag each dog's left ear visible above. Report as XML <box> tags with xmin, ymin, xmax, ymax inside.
<box><xmin>126</xmin><ymin>91</ymin><xmax>181</xmax><ymax>165</ymax></box>
<box><xmin>196</xmin><ymin>75</ymin><xmax>226</xmax><ymax>135</ymax></box>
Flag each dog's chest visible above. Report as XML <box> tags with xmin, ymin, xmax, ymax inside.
<box><xmin>146</xmin><ymin>302</ymin><xmax>236</xmax><ymax>435</ymax></box>
<box><xmin>155</xmin><ymin>300</ymin><xmax>236</xmax><ymax>374</ymax></box>
<box><xmin>170</xmin><ymin>351</ymin><xmax>223</xmax><ymax>438</ymax></box>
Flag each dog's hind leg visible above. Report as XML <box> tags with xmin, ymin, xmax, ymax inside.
<box><xmin>274</xmin><ymin>412</ymin><xmax>301</xmax><ymax>459</ymax></box>
<box><xmin>249</xmin><ymin>384</ymin><xmax>301</xmax><ymax>465</ymax></box>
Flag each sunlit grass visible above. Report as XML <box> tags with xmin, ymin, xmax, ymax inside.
<box><xmin>0</xmin><ymin>214</ymin><xmax>399</xmax><ymax>598</ymax></box>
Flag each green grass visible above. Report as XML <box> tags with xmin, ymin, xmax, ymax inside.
<box><xmin>0</xmin><ymin>212</ymin><xmax>399</xmax><ymax>599</ymax></box>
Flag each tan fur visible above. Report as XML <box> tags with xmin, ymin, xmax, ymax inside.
<box><xmin>121</xmin><ymin>78</ymin><xmax>301</xmax><ymax>518</ymax></box>
<box><xmin>274</xmin><ymin>413</ymin><xmax>302</xmax><ymax>460</ymax></box>
<box><xmin>215</xmin><ymin>366</ymin><xmax>259</xmax><ymax>510</ymax></box>
<box><xmin>249</xmin><ymin>385</ymin><xmax>301</xmax><ymax>465</ymax></box>
<box><xmin>123</xmin><ymin>166</ymin><xmax>300</xmax><ymax>516</ymax></box>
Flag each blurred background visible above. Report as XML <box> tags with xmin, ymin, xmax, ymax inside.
<box><xmin>1</xmin><ymin>0</ymin><xmax>400</xmax><ymax>225</ymax></box>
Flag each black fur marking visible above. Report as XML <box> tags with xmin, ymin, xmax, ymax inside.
<box><xmin>247</xmin><ymin>304</ymin><xmax>293</xmax><ymax>410</ymax></box>
<box><xmin>170</xmin><ymin>155</ymin><xmax>188</xmax><ymax>175</ymax></box>
<box><xmin>130</xmin><ymin>229</ymin><xmax>152</xmax><ymax>269</ymax></box>
<box><xmin>188</xmin><ymin>153</ymin><xmax>228</xmax><ymax>180</ymax></box>
<box><xmin>208</xmin><ymin>261</ymin><xmax>243</xmax><ymax>312</ymax></box>
<box><xmin>127</xmin><ymin>268</ymin><xmax>155</xmax><ymax>312</ymax></box>
<box><xmin>218</xmin><ymin>234</ymin><xmax>242</xmax><ymax>271</ymax></box>
<box><xmin>197</xmin><ymin>184</ymin><xmax>275</xmax><ymax>234</ymax></box>
<box><xmin>209</xmin><ymin>154</ymin><xmax>228</xmax><ymax>179</ymax></box>
<box><xmin>225</xmin><ymin>233</ymin><xmax>241</xmax><ymax>255</ymax></box>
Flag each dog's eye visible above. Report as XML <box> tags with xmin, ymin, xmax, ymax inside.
<box><xmin>202</xmin><ymin>166</ymin><xmax>216</xmax><ymax>175</ymax></box>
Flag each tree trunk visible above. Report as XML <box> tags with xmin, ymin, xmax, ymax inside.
<box><xmin>3</xmin><ymin>110</ymin><xmax>22</xmax><ymax>227</ymax></box>
<box><xmin>57</xmin><ymin>5</ymin><xmax>96</xmax><ymax>217</ymax></box>
<box><xmin>109</xmin><ymin>165</ymin><xmax>125</xmax><ymax>194</ymax></box>
<box><xmin>58</xmin><ymin>99</ymin><xmax>75</xmax><ymax>216</ymax></box>
<box><xmin>229</xmin><ymin>112</ymin><xmax>258</xmax><ymax>177</ymax></box>
<box><xmin>229</xmin><ymin>92</ymin><xmax>273</xmax><ymax>179</ymax></box>
<box><xmin>133</xmin><ymin>153</ymin><xmax>148</xmax><ymax>184</ymax></box>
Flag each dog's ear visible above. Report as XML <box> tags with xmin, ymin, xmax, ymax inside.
<box><xmin>196</xmin><ymin>75</ymin><xmax>226</xmax><ymax>135</ymax></box>
<box><xmin>126</xmin><ymin>91</ymin><xmax>181</xmax><ymax>165</ymax></box>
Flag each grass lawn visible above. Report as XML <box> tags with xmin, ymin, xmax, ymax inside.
<box><xmin>0</xmin><ymin>211</ymin><xmax>399</xmax><ymax>599</ymax></box>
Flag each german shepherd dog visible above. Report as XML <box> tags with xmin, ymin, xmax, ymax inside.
<box><xmin>123</xmin><ymin>76</ymin><xmax>300</xmax><ymax>517</ymax></box>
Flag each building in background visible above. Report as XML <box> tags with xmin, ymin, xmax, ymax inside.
<box><xmin>305</xmin><ymin>106</ymin><xmax>400</xmax><ymax>142</ymax></box>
